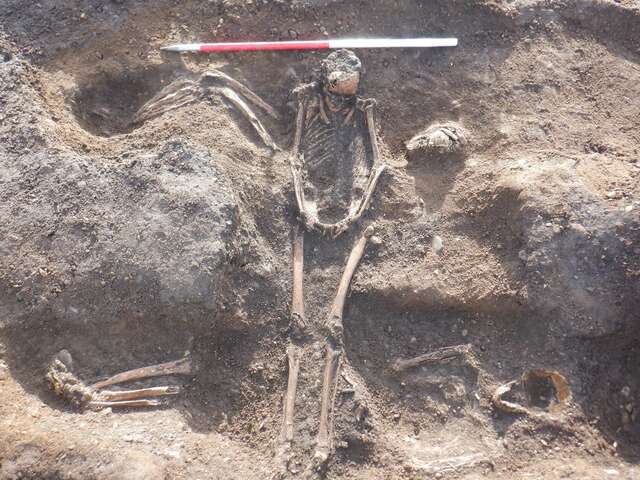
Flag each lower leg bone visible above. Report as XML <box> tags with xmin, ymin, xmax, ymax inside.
<box><xmin>277</xmin><ymin>345</ymin><xmax>302</xmax><ymax>469</ymax></box>
<box><xmin>313</xmin><ymin>345</ymin><xmax>341</xmax><ymax>467</ymax></box>
<box><xmin>91</xmin><ymin>357</ymin><xmax>192</xmax><ymax>390</ymax></box>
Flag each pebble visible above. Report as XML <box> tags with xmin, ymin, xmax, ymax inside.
<box><xmin>432</xmin><ymin>235</ymin><xmax>444</xmax><ymax>253</ymax></box>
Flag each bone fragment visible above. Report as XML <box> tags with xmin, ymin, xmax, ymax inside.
<box><xmin>493</xmin><ymin>369</ymin><xmax>571</xmax><ymax>415</ymax></box>
<box><xmin>325</xmin><ymin>225</ymin><xmax>375</xmax><ymax>341</ymax></box>
<box><xmin>492</xmin><ymin>380</ymin><xmax>529</xmax><ymax>414</ymax></box>
<box><xmin>219</xmin><ymin>87</ymin><xmax>280</xmax><ymax>151</ymax></box>
<box><xmin>276</xmin><ymin>345</ymin><xmax>302</xmax><ymax>470</ymax></box>
<box><xmin>313</xmin><ymin>344</ymin><xmax>341</xmax><ymax>469</ymax></box>
<box><xmin>99</xmin><ymin>386</ymin><xmax>180</xmax><ymax>402</ymax></box>
<box><xmin>91</xmin><ymin>357</ymin><xmax>192</xmax><ymax>390</ymax></box>
<box><xmin>391</xmin><ymin>344</ymin><xmax>473</xmax><ymax>372</ymax></box>
<box><xmin>88</xmin><ymin>399</ymin><xmax>162</xmax><ymax>410</ymax></box>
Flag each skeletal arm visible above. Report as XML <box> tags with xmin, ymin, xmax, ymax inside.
<box><xmin>290</xmin><ymin>83</ymin><xmax>317</xmax><ymax>231</ymax></box>
<box><xmin>330</xmin><ymin>99</ymin><xmax>387</xmax><ymax>238</ymax></box>
<box><xmin>200</xmin><ymin>70</ymin><xmax>280</xmax><ymax>120</ymax></box>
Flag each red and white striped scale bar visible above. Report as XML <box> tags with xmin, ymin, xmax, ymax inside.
<box><xmin>161</xmin><ymin>37</ymin><xmax>458</xmax><ymax>53</ymax></box>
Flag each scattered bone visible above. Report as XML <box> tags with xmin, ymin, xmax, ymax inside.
<box><xmin>133</xmin><ymin>69</ymin><xmax>279</xmax><ymax>150</ymax></box>
<box><xmin>391</xmin><ymin>344</ymin><xmax>474</xmax><ymax>373</ymax></box>
<box><xmin>406</xmin><ymin>122</ymin><xmax>468</xmax><ymax>156</ymax></box>
<box><xmin>99</xmin><ymin>386</ymin><xmax>180</xmax><ymax>402</ymax></box>
<box><xmin>47</xmin><ymin>350</ymin><xmax>192</xmax><ymax>411</ymax></box>
<box><xmin>91</xmin><ymin>357</ymin><xmax>192</xmax><ymax>390</ymax></box>
<box><xmin>492</xmin><ymin>380</ymin><xmax>529</xmax><ymax>415</ymax></box>
<box><xmin>492</xmin><ymin>369</ymin><xmax>571</xmax><ymax>415</ymax></box>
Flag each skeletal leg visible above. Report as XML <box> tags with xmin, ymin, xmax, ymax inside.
<box><xmin>276</xmin><ymin>345</ymin><xmax>302</xmax><ymax>470</ymax></box>
<box><xmin>325</xmin><ymin>225</ymin><xmax>375</xmax><ymax>342</ymax></box>
<box><xmin>275</xmin><ymin>225</ymin><xmax>307</xmax><ymax>471</ymax></box>
<box><xmin>309</xmin><ymin>227</ymin><xmax>374</xmax><ymax>473</ymax></box>
<box><xmin>91</xmin><ymin>357</ymin><xmax>192</xmax><ymax>390</ymax></box>
<box><xmin>98</xmin><ymin>385</ymin><xmax>180</xmax><ymax>402</ymax></box>
<box><xmin>219</xmin><ymin>87</ymin><xmax>280</xmax><ymax>151</ymax></box>
<box><xmin>391</xmin><ymin>344</ymin><xmax>473</xmax><ymax>372</ymax></box>
<box><xmin>312</xmin><ymin>345</ymin><xmax>341</xmax><ymax>469</ymax></box>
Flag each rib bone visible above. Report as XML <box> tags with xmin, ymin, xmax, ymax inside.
<box><xmin>391</xmin><ymin>344</ymin><xmax>473</xmax><ymax>372</ymax></box>
<box><xmin>91</xmin><ymin>357</ymin><xmax>192</xmax><ymax>390</ymax></box>
<box><xmin>325</xmin><ymin>225</ymin><xmax>375</xmax><ymax>342</ymax></box>
<box><xmin>276</xmin><ymin>345</ymin><xmax>302</xmax><ymax>471</ymax></box>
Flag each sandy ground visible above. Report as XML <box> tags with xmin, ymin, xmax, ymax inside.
<box><xmin>1</xmin><ymin>0</ymin><xmax>639</xmax><ymax>478</ymax></box>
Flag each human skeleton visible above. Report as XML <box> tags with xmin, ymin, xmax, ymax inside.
<box><xmin>50</xmin><ymin>52</ymin><xmax>383</xmax><ymax>475</ymax></box>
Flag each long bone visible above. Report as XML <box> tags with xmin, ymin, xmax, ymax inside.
<box><xmin>313</xmin><ymin>345</ymin><xmax>341</xmax><ymax>468</ymax></box>
<box><xmin>275</xmin><ymin>225</ymin><xmax>307</xmax><ymax>472</ymax></box>
<box><xmin>311</xmin><ymin>226</ymin><xmax>375</xmax><ymax>472</ymax></box>
<box><xmin>219</xmin><ymin>87</ymin><xmax>280</xmax><ymax>151</ymax></box>
<box><xmin>91</xmin><ymin>357</ymin><xmax>192</xmax><ymax>389</ymax></box>
<box><xmin>391</xmin><ymin>344</ymin><xmax>474</xmax><ymax>372</ymax></box>
<box><xmin>291</xmin><ymin>224</ymin><xmax>306</xmax><ymax>331</ymax></box>
<box><xmin>325</xmin><ymin>225</ymin><xmax>375</xmax><ymax>341</ymax></box>
<box><xmin>289</xmin><ymin>93</ymin><xmax>386</xmax><ymax>238</ymax></box>
<box><xmin>276</xmin><ymin>345</ymin><xmax>302</xmax><ymax>471</ymax></box>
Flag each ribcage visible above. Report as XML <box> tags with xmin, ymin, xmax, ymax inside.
<box><xmin>301</xmin><ymin>103</ymin><xmax>371</xmax><ymax>222</ymax></box>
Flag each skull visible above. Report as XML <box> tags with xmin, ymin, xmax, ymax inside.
<box><xmin>320</xmin><ymin>49</ymin><xmax>362</xmax><ymax>97</ymax></box>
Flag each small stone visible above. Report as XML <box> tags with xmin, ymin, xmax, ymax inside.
<box><xmin>432</xmin><ymin>235</ymin><xmax>444</xmax><ymax>253</ymax></box>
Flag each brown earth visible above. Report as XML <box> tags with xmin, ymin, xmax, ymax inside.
<box><xmin>1</xmin><ymin>0</ymin><xmax>639</xmax><ymax>479</ymax></box>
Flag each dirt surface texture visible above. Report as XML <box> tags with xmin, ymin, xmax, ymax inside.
<box><xmin>1</xmin><ymin>0</ymin><xmax>640</xmax><ymax>479</ymax></box>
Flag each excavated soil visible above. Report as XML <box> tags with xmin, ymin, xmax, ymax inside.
<box><xmin>1</xmin><ymin>0</ymin><xmax>640</xmax><ymax>479</ymax></box>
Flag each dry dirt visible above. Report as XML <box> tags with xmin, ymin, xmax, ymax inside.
<box><xmin>1</xmin><ymin>0</ymin><xmax>640</xmax><ymax>479</ymax></box>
